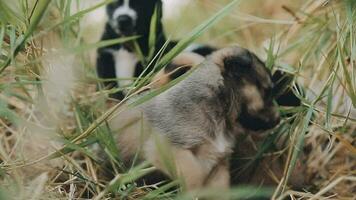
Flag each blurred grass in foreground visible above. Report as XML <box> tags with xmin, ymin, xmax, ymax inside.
<box><xmin>0</xmin><ymin>0</ymin><xmax>355</xmax><ymax>199</ymax></box>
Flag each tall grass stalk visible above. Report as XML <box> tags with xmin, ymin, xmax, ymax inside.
<box><xmin>0</xmin><ymin>0</ymin><xmax>355</xmax><ymax>199</ymax></box>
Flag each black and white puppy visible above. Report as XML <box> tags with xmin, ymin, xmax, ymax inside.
<box><xmin>96</xmin><ymin>0</ymin><xmax>169</xmax><ymax>99</ymax></box>
<box><xmin>96</xmin><ymin>0</ymin><xmax>219</xmax><ymax>100</ymax></box>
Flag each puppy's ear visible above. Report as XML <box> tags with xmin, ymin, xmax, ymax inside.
<box><xmin>222</xmin><ymin>50</ymin><xmax>253</xmax><ymax>76</ymax></box>
<box><xmin>272</xmin><ymin>70</ymin><xmax>301</xmax><ymax>107</ymax></box>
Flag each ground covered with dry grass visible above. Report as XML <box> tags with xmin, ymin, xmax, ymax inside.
<box><xmin>0</xmin><ymin>0</ymin><xmax>355</xmax><ymax>199</ymax></box>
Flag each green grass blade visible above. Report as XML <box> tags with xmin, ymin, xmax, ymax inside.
<box><xmin>143</xmin><ymin>181</ymin><xmax>179</xmax><ymax>200</ymax></box>
<box><xmin>0</xmin><ymin>1</ymin><xmax>25</xmax><ymax>26</ymax></box>
<box><xmin>95</xmin><ymin>122</ymin><xmax>121</xmax><ymax>162</ymax></box>
<box><xmin>266</xmin><ymin>36</ymin><xmax>278</xmax><ymax>70</ymax></box>
<box><xmin>147</xmin><ymin>5</ymin><xmax>160</xmax><ymax>61</ymax></box>
<box><xmin>95</xmin><ymin>163</ymin><xmax>154</xmax><ymax>199</ymax></box>
<box><xmin>133</xmin><ymin>40</ymin><xmax>146</xmax><ymax>65</ymax></box>
<box><xmin>0</xmin><ymin>99</ymin><xmax>21</xmax><ymax>125</ymax></box>
<box><xmin>49</xmin><ymin>136</ymin><xmax>98</xmax><ymax>159</ymax></box>
<box><xmin>0</xmin><ymin>25</ymin><xmax>5</xmax><ymax>50</ymax></box>
<box><xmin>0</xmin><ymin>187</ymin><xmax>9</xmax><ymax>200</ymax></box>
<box><xmin>33</xmin><ymin>0</ymin><xmax>113</xmax><ymax>39</ymax></box>
<box><xmin>0</xmin><ymin>0</ymin><xmax>52</xmax><ymax>73</ymax></box>
<box><xmin>325</xmin><ymin>74</ymin><xmax>336</xmax><ymax>130</ymax></box>
<box><xmin>338</xmin><ymin>44</ymin><xmax>356</xmax><ymax>107</ymax></box>
<box><xmin>127</xmin><ymin>0</ymin><xmax>240</xmax><ymax>107</ymax></box>
<box><xmin>128</xmin><ymin>64</ymin><xmax>197</xmax><ymax>108</ymax></box>
<box><xmin>175</xmin><ymin>186</ymin><xmax>274</xmax><ymax>200</ymax></box>
<box><xmin>239</xmin><ymin>124</ymin><xmax>286</xmax><ymax>175</ymax></box>
<box><xmin>282</xmin><ymin>106</ymin><xmax>314</xmax><ymax>192</ymax></box>
<box><xmin>156</xmin><ymin>0</ymin><xmax>241</xmax><ymax>71</ymax></box>
<box><xmin>58</xmin><ymin>138</ymin><xmax>99</xmax><ymax>161</ymax></box>
<box><xmin>69</xmin><ymin>36</ymin><xmax>139</xmax><ymax>54</ymax></box>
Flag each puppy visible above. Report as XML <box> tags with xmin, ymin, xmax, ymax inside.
<box><xmin>157</xmin><ymin>49</ymin><xmax>301</xmax><ymax>107</ymax></box>
<box><xmin>96</xmin><ymin>0</ymin><xmax>221</xmax><ymax>100</ymax></box>
<box><xmin>96</xmin><ymin>0</ymin><xmax>170</xmax><ymax>99</ymax></box>
<box><xmin>151</xmin><ymin>50</ymin><xmax>304</xmax><ymax>188</ymax></box>
<box><xmin>107</xmin><ymin>46</ymin><xmax>280</xmax><ymax>191</ymax></box>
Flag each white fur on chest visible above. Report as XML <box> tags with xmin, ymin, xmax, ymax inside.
<box><xmin>213</xmin><ymin>133</ymin><xmax>232</xmax><ymax>154</ymax></box>
<box><xmin>112</xmin><ymin>48</ymin><xmax>139</xmax><ymax>88</ymax></box>
<box><xmin>211</xmin><ymin>133</ymin><xmax>234</xmax><ymax>163</ymax></box>
<box><xmin>198</xmin><ymin>132</ymin><xmax>234</xmax><ymax>171</ymax></box>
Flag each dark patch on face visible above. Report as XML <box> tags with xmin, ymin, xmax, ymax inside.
<box><xmin>220</xmin><ymin>48</ymin><xmax>280</xmax><ymax>131</ymax></box>
<box><xmin>223</xmin><ymin>50</ymin><xmax>254</xmax><ymax>77</ymax></box>
<box><xmin>239</xmin><ymin>104</ymin><xmax>280</xmax><ymax>131</ymax></box>
<box><xmin>118</xmin><ymin>15</ymin><xmax>135</xmax><ymax>34</ymax></box>
<box><xmin>222</xmin><ymin>49</ymin><xmax>272</xmax><ymax>96</ymax></box>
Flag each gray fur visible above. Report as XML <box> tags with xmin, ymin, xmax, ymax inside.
<box><xmin>142</xmin><ymin>59</ymin><xmax>228</xmax><ymax>148</ymax></box>
<box><xmin>107</xmin><ymin>46</ymin><xmax>280</xmax><ymax>189</ymax></box>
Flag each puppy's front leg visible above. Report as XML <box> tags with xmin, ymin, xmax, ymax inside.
<box><xmin>204</xmin><ymin>159</ymin><xmax>230</xmax><ymax>189</ymax></box>
<box><xmin>204</xmin><ymin>160</ymin><xmax>230</xmax><ymax>200</ymax></box>
<box><xmin>173</xmin><ymin>148</ymin><xmax>208</xmax><ymax>191</ymax></box>
<box><xmin>144</xmin><ymin>140</ymin><xmax>207</xmax><ymax>191</ymax></box>
<box><xmin>97</xmin><ymin>51</ymin><xmax>121</xmax><ymax>99</ymax></box>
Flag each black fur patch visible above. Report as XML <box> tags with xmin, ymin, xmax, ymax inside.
<box><xmin>220</xmin><ymin>49</ymin><xmax>280</xmax><ymax>131</ymax></box>
<box><xmin>164</xmin><ymin>63</ymin><xmax>191</xmax><ymax>80</ymax></box>
<box><xmin>96</xmin><ymin>48</ymin><xmax>125</xmax><ymax>99</ymax></box>
<box><xmin>223</xmin><ymin>50</ymin><xmax>254</xmax><ymax>77</ymax></box>
<box><xmin>191</xmin><ymin>45</ymin><xmax>217</xmax><ymax>56</ymax></box>
<box><xmin>239</xmin><ymin>105</ymin><xmax>280</xmax><ymax>131</ymax></box>
<box><xmin>272</xmin><ymin>70</ymin><xmax>301</xmax><ymax>107</ymax></box>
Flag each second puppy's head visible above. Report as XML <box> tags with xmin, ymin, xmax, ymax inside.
<box><xmin>212</xmin><ymin>46</ymin><xmax>280</xmax><ymax>131</ymax></box>
<box><xmin>106</xmin><ymin>0</ymin><xmax>162</xmax><ymax>36</ymax></box>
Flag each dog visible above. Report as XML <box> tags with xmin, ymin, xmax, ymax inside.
<box><xmin>107</xmin><ymin>46</ymin><xmax>281</xmax><ymax>191</ymax></box>
<box><xmin>96</xmin><ymin>0</ymin><xmax>170</xmax><ymax>99</ymax></box>
<box><xmin>96</xmin><ymin>0</ymin><xmax>221</xmax><ymax>100</ymax></box>
<box><xmin>156</xmin><ymin>49</ymin><xmax>301</xmax><ymax>108</ymax></box>
<box><xmin>151</xmin><ymin>50</ymin><xmax>305</xmax><ymax>189</ymax></box>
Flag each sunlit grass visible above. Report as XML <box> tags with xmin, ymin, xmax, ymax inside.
<box><xmin>0</xmin><ymin>0</ymin><xmax>355</xmax><ymax>199</ymax></box>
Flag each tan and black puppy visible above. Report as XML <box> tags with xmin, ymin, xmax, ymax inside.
<box><xmin>154</xmin><ymin>52</ymin><xmax>305</xmax><ymax>188</ymax></box>
<box><xmin>108</xmin><ymin>46</ymin><xmax>280</xmax><ymax>191</ymax></box>
<box><xmin>151</xmin><ymin>49</ymin><xmax>307</xmax><ymax>191</ymax></box>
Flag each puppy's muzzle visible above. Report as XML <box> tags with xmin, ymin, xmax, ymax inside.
<box><xmin>117</xmin><ymin>15</ymin><xmax>134</xmax><ymax>34</ymax></box>
<box><xmin>239</xmin><ymin>107</ymin><xmax>281</xmax><ymax>131</ymax></box>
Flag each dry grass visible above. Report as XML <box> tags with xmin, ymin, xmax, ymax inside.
<box><xmin>0</xmin><ymin>0</ymin><xmax>355</xmax><ymax>199</ymax></box>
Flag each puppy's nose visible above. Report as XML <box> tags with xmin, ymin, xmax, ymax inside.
<box><xmin>117</xmin><ymin>15</ymin><xmax>133</xmax><ymax>28</ymax></box>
